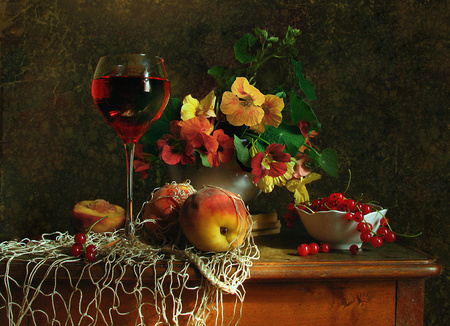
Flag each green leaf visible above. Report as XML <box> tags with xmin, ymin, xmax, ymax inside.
<box><xmin>207</xmin><ymin>65</ymin><xmax>230</xmax><ymax>90</ymax></box>
<box><xmin>291</xmin><ymin>58</ymin><xmax>316</xmax><ymax>100</ymax></box>
<box><xmin>207</xmin><ymin>65</ymin><xmax>226</xmax><ymax>78</ymax></box>
<box><xmin>234</xmin><ymin>33</ymin><xmax>258</xmax><ymax>64</ymax></box>
<box><xmin>234</xmin><ymin>135</ymin><xmax>251</xmax><ymax>167</ymax></box>
<box><xmin>260</xmin><ymin>123</ymin><xmax>306</xmax><ymax>157</ymax></box>
<box><xmin>254</xmin><ymin>28</ymin><xmax>268</xmax><ymax>40</ymax></box>
<box><xmin>319</xmin><ymin>149</ymin><xmax>339</xmax><ymax>177</ymax></box>
<box><xmin>195</xmin><ymin>149</ymin><xmax>212</xmax><ymax>167</ymax></box>
<box><xmin>140</xmin><ymin>98</ymin><xmax>182</xmax><ymax>154</ymax></box>
<box><xmin>285</xmin><ymin>26</ymin><xmax>302</xmax><ymax>41</ymax></box>
<box><xmin>305</xmin><ymin>148</ymin><xmax>339</xmax><ymax>178</ymax></box>
<box><xmin>290</xmin><ymin>89</ymin><xmax>321</xmax><ymax>132</ymax></box>
<box><xmin>271</xmin><ymin>86</ymin><xmax>287</xmax><ymax>99</ymax></box>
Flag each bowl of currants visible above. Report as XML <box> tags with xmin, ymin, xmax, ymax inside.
<box><xmin>294</xmin><ymin>193</ymin><xmax>390</xmax><ymax>250</ymax></box>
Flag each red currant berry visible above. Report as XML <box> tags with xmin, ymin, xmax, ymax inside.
<box><xmin>353</xmin><ymin>212</ymin><xmax>364</xmax><ymax>222</ymax></box>
<box><xmin>74</xmin><ymin>233</ymin><xmax>87</xmax><ymax>245</ymax></box>
<box><xmin>349</xmin><ymin>244</ymin><xmax>359</xmax><ymax>254</ymax></box>
<box><xmin>354</xmin><ymin>202</ymin><xmax>363</xmax><ymax>213</ymax></box>
<box><xmin>330</xmin><ymin>192</ymin><xmax>344</xmax><ymax>202</ymax></box>
<box><xmin>345</xmin><ymin>212</ymin><xmax>354</xmax><ymax>221</ymax></box>
<box><xmin>310</xmin><ymin>199</ymin><xmax>321</xmax><ymax>211</ymax></box>
<box><xmin>85</xmin><ymin>251</ymin><xmax>96</xmax><ymax>262</ymax></box>
<box><xmin>361</xmin><ymin>204</ymin><xmax>372</xmax><ymax>215</ymax></box>
<box><xmin>371</xmin><ymin>236</ymin><xmax>383</xmax><ymax>248</ymax></box>
<box><xmin>360</xmin><ymin>231</ymin><xmax>373</xmax><ymax>243</ymax></box>
<box><xmin>385</xmin><ymin>231</ymin><xmax>397</xmax><ymax>242</ymax></box>
<box><xmin>70</xmin><ymin>244</ymin><xmax>83</xmax><ymax>257</ymax></box>
<box><xmin>345</xmin><ymin>199</ymin><xmax>356</xmax><ymax>212</ymax></box>
<box><xmin>297</xmin><ymin>244</ymin><xmax>310</xmax><ymax>256</ymax></box>
<box><xmin>357</xmin><ymin>222</ymin><xmax>368</xmax><ymax>233</ymax></box>
<box><xmin>366</xmin><ymin>223</ymin><xmax>373</xmax><ymax>231</ymax></box>
<box><xmin>377</xmin><ymin>226</ymin><xmax>389</xmax><ymax>237</ymax></box>
<box><xmin>380</xmin><ymin>217</ymin><xmax>389</xmax><ymax>226</ymax></box>
<box><xmin>309</xmin><ymin>242</ymin><xmax>320</xmax><ymax>255</ymax></box>
<box><xmin>286</xmin><ymin>203</ymin><xmax>296</xmax><ymax>211</ymax></box>
<box><xmin>284</xmin><ymin>211</ymin><xmax>298</xmax><ymax>228</ymax></box>
<box><xmin>319</xmin><ymin>243</ymin><xmax>330</xmax><ymax>253</ymax></box>
<box><xmin>85</xmin><ymin>244</ymin><xmax>97</xmax><ymax>254</ymax></box>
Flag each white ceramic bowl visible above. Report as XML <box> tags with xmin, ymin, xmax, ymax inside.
<box><xmin>296</xmin><ymin>205</ymin><xmax>388</xmax><ymax>250</ymax></box>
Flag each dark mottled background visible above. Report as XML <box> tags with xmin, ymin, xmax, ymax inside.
<box><xmin>1</xmin><ymin>0</ymin><xmax>448</xmax><ymax>324</ymax></box>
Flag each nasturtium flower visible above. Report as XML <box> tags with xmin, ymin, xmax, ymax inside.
<box><xmin>181</xmin><ymin>91</ymin><xmax>217</xmax><ymax>121</ymax></box>
<box><xmin>207</xmin><ymin>129</ymin><xmax>235</xmax><ymax>168</ymax></box>
<box><xmin>255</xmin><ymin>160</ymin><xmax>295</xmax><ymax>193</ymax></box>
<box><xmin>250</xmin><ymin>94</ymin><xmax>284</xmax><ymax>133</ymax></box>
<box><xmin>156</xmin><ymin>121</ymin><xmax>196</xmax><ymax>165</ymax></box>
<box><xmin>286</xmin><ymin>172</ymin><xmax>322</xmax><ymax>204</ymax></box>
<box><xmin>156</xmin><ymin>135</ymin><xmax>196</xmax><ymax>166</ymax></box>
<box><xmin>220</xmin><ymin>77</ymin><xmax>265</xmax><ymax>127</ymax></box>
<box><xmin>292</xmin><ymin>153</ymin><xmax>311</xmax><ymax>179</ymax></box>
<box><xmin>251</xmin><ymin>143</ymin><xmax>292</xmax><ymax>185</ymax></box>
<box><xmin>178</xmin><ymin>116</ymin><xmax>216</xmax><ymax>150</ymax></box>
<box><xmin>297</xmin><ymin>120</ymin><xmax>318</xmax><ymax>152</ymax></box>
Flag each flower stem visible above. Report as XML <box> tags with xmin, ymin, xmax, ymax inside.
<box><xmin>243</xmin><ymin>132</ymin><xmax>271</xmax><ymax>146</ymax></box>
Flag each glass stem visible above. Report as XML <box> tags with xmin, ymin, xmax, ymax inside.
<box><xmin>124</xmin><ymin>142</ymin><xmax>136</xmax><ymax>239</ymax></box>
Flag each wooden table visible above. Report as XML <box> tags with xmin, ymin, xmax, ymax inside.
<box><xmin>0</xmin><ymin>233</ymin><xmax>442</xmax><ymax>326</ymax></box>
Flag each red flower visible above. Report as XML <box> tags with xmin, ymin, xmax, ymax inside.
<box><xmin>157</xmin><ymin>121</ymin><xmax>196</xmax><ymax>165</ymax></box>
<box><xmin>207</xmin><ymin>129</ymin><xmax>235</xmax><ymax>167</ymax></box>
<box><xmin>297</xmin><ymin>120</ymin><xmax>318</xmax><ymax>149</ymax></box>
<box><xmin>251</xmin><ymin>143</ymin><xmax>291</xmax><ymax>184</ymax></box>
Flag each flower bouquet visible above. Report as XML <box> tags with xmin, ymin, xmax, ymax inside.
<box><xmin>135</xmin><ymin>26</ymin><xmax>339</xmax><ymax>204</ymax></box>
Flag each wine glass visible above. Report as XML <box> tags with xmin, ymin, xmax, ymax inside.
<box><xmin>91</xmin><ymin>54</ymin><xmax>170</xmax><ymax>239</ymax></box>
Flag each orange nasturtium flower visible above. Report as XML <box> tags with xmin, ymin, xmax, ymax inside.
<box><xmin>220</xmin><ymin>77</ymin><xmax>265</xmax><ymax>127</ymax></box>
<box><xmin>207</xmin><ymin>129</ymin><xmax>235</xmax><ymax>168</ymax></box>
<box><xmin>250</xmin><ymin>94</ymin><xmax>284</xmax><ymax>133</ymax></box>
<box><xmin>178</xmin><ymin>117</ymin><xmax>218</xmax><ymax>153</ymax></box>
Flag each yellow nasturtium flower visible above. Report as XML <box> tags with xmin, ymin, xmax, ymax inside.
<box><xmin>250</xmin><ymin>94</ymin><xmax>284</xmax><ymax>133</ymax></box>
<box><xmin>220</xmin><ymin>77</ymin><xmax>265</xmax><ymax>127</ymax></box>
<box><xmin>286</xmin><ymin>172</ymin><xmax>322</xmax><ymax>204</ymax></box>
<box><xmin>181</xmin><ymin>90</ymin><xmax>216</xmax><ymax>121</ymax></box>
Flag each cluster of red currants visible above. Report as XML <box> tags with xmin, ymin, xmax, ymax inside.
<box><xmin>285</xmin><ymin>192</ymin><xmax>397</xmax><ymax>254</ymax></box>
<box><xmin>297</xmin><ymin>242</ymin><xmax>330</xmax><ymax>256</ymax></box>
<box><xmin>70</xmin><ymin>232</ymin><xmax>97</xmax><ymax>262</ymax></box>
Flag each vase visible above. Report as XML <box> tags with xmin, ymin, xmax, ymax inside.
<box><xmin>167</xmin><ymin>159</ymin><xmax>261</xmax><ymax>204</ymax></box>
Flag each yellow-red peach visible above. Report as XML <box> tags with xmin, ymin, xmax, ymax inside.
<box><xmin>179</xmin><ymin>186</ymin><xmax>250</xmax><ymax>252</ymax></box>
<box><xmin>71</xmin><ymin>199</ymin><xmax>125</xmax><ymax>233</ymax></box>
<box><xmin>142</xmin><ymin>182</ymin><xmax>196</xmax><ymax>236</ymax></box>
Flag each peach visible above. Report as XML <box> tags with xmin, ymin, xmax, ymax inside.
<box><xmin>179</xmin><ymin>186</ymin><xmax>250</xmax><ymax>252</ymax></box>
<box><xmin>142</xmin><ymin>182</ymin><xmax>196</xmax><ymax>236</ymax></box>
<box><xmin>71</xmin><ymin>199</ymin><xmax>125</xmax><ymax>233</ymax></box>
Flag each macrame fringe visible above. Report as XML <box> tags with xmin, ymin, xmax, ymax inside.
<box><xmin>0</xmin><ymin>183</ymin><xmax>260</xmax><ymax>326</ymax></box>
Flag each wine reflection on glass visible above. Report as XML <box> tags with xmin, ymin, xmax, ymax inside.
<box><xmin>91</xmin><ymin>53</ymin><xmax>170</xmax><ymax>239</ymax></box>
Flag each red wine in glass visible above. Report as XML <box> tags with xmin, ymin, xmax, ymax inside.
<box><xmin>92</xmin><ymin>76</ymin><xmax>170</xmax><ymax>143</ymax></box>
<box><xmin>91</xmin><ymin>54</ymin><xmax>170</xmax><ymax>239</ymax></box>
